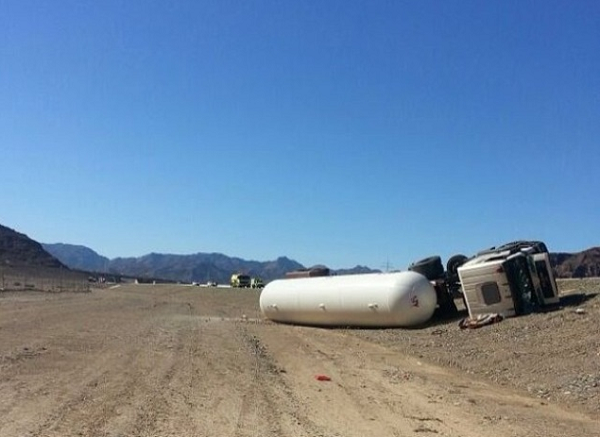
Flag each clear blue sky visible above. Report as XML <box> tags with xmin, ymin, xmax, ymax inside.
<box><xmin>1</xmin><ymin>1</ymin><xmax>598</xmax><ymax>270</ymax></box>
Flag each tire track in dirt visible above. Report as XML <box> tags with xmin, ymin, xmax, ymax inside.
<box><xmin>2</xmin><ymin>285</ymin><xmax>598</xmax><ymax>437</ymax></box>
<box><xmin>0</xmin><ymin>323</ymin><xmax>146</xmax><ymax>436</ymax></box>
<box><xmin>248</xmin><ymin>323</ymin><xmax>600</xmax><ymax>437</ymax></box>
<box><xmin>30</xmin><ymin>324</ymin><xmax>178</xmax><ymax>436</ymax></box>
<box><xmin>236</xmin><ymin>323</ymin><xmax>347</xmax><ymax>437</ymax></box>
<box><xmin>0</xmin><ymin>290</ymin><xmax>191</xmax><ymax>437</ymax></box>
<box><xmin>232</xmin><ymin>325</ymin><xmax>300</xmax><ymax>437</ymax></box>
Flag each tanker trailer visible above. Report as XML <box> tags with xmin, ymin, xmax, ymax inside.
<box><xmin>259</xmin><ymin>271</ymin><xmax>437</xmax><ymax>328</ymax></box>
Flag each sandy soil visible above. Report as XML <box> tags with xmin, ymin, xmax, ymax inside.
<box><xmin>0</xmin><ymin>281</ymin><xmax>598</xmax><ymax>437</ymax></box>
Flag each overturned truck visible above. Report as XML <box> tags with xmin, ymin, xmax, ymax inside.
<box><xmin>407</xmin><ymin>240</ymin><xmax>559</xmax><ymax>320</ymax></box>
<box><xmin>260</xmin><ymin>240</ymin><xmax>559</xmax><ymax>328</ymax></box>
<box><xmin>457</xmin><ymin>241</ymin><xmax>559</xmax><ymax>318</ymax></box>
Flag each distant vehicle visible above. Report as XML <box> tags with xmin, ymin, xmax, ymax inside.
<box><xmin>230</xmin><ymin>274</ymin><xmax>251</xmax><ymax>288</ymax></box>
<box><xmin>206</xmin><ymin>281</ymin><xmax>218</xmax><ymax>287</ymax></box>
<box><xmin>250</xmin><ymin>277</ymin><xmax>264</xmax><ymax>289</ymax></box>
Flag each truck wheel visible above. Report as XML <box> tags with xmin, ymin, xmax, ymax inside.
<box><xmin>446</xmin><ymin>254</ymin><xmax>468</xmax><ymax>279</ymax></box>
<box><xmin>408</xmin><ymin>256</ymin><xmax>444</xmax><ymax>280</ymax></box>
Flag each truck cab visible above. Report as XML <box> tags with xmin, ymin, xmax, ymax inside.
<box><xmin>457</xmin><ymin>241</ymin><xmax>559</xmax><ymax>319</ymax></box>
<box><xmin>230</xmin><ymin>274</ymin><xmax>251</xmax><ymax>288</ymax></box>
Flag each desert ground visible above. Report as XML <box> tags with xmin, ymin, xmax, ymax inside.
<box><xmin>0</xmin><ymin>279</ymin><xmax>598</xmax><ymax>437</ymax></box>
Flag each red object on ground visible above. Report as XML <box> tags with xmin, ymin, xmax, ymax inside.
<box><xmin>315</xmin><ymin>374</ymin><xmax>331</xmax><ymax>381</ymax></box>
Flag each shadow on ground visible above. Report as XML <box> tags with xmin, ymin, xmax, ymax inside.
<box><xmin>558</xmin><ymin>292</ymin><xmax>597</xmax><ymax>308</ymax></box>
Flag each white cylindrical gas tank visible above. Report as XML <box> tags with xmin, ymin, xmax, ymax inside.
<box><xmin>260</xmin><ymin>271</ymin><xmax>437</xmax><ymax>328</ymax></box>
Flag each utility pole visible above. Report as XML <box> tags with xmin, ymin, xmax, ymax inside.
<box><xmin>381</xmin><ymin>258</ymin><xmax>395</xmax><ymax>273</ymax></box>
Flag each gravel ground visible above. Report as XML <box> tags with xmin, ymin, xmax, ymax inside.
<box><xmin>2</xmin><ymin>282</ymin><xmax>599</xmax><ymax>437</ymax></box>
<box><xmin>347</xmin><ymin>278</ymin><xmax>600</xmax><ymax>417</ymax></box>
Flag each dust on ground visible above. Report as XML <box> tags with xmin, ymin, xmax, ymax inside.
<box><xmin>0</xmin><ymin>279</ymin><xmax>598</xmax><ymax>437</ymax></box>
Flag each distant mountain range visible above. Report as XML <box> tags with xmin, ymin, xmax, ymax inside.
<box><xmin>40</xmin><ymin>243</ymin><xmax>376</xmax><ymax>283</ymax></box>
<box><xmin>1</xmin><ymin>223</ymin><xmax>599</xmax><ymax>283</ymax></box>
<box><xmin>38</xmin><ymin>242</ymin><xmax>600</xmax><ymax>282</ymax></box>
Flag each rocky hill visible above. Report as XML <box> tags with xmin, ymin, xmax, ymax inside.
<box><xmin>42</xmin><ymin>243</ymin><xmax>379</xmax><ymax>283</ymax></box>
<box><xmin>549</xmin><ymin>247</ymin><xmax>600</xmax><ymax>278</ymax></box>
<box><xmin>0</xmin><ymin>225</ymin><xmax>66</xmax><ymax>269</ymax></box>
<box><xmin>42</xmin><ymin>243</ymin><xmax>110</xmax><ymax>272</ymax></box>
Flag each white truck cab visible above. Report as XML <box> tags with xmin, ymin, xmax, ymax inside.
<box><xmin>458</xmin><ymin>241</ymin><xmax>559</xmax><ymax>319</ymax></box>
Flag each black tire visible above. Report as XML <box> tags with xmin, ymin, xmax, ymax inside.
<box><xmin>446</xmin><ymin>254</ymin><xmax>468</xmax><ymax>279</ymax></box>
<box><xmin>408</xmin><ymin>256</ymin><xmax>444</xmax><ymax>280</ymax></box>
